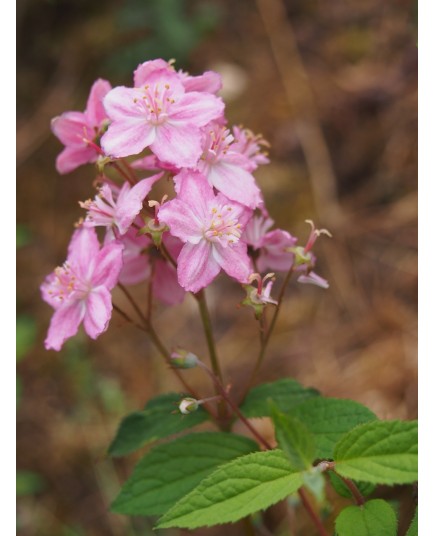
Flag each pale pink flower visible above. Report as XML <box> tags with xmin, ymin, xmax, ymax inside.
<box><xmin>101</xmin><ymin>70</ymin><xmax>224</xmax><ymax>167</ymax></box>
<box><xmin>196</xmin><ymin>122</ymin><xmax>262</xmax><ymax>209</ymax></box>
<box><xmin>51</xmin><ymin>79</ymin><xmax>112</xmax><ymax>174</ymax></box>
<box><xmin>243</xmin><ymin>214</ymin><xmax>297</xmax><ymax>272</ymax></box>
<box><xmin>231</xmin><ymin>126</ymin><xmax>270</xmax><ymax>171</ymax></box>
<box><xmin>41</xmin><ymin>227</ymin><xmax>124</xmax><ymax>351</ymax></box>
<box><xmin>158</xmin><ymin>170</ymin><xmax>253</xmax><ymax>293</ymax></box>
<box><xmin>247</xmin><ymin>273</ymin><xmax>278</xmax><ymax>306</ymax></box>
<box><xmin>79</xmin><ymin>173</ymin><xmax>162</xmax><ymax>235</ymax></box>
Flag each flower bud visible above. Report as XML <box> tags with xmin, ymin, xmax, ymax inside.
<box><xmin>179</xmin><ymin>397</ymin><xmax>199</xmax><ymax>415</ymax></box>
<box><xmin>170</xmin><ymin>348</ymin><xmax>199</xmax><ymax>369</ymax></box>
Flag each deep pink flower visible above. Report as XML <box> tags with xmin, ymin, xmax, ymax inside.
<box><xmin>79</xmin><ymin>173</ymin><xmax>162</xmax><ymax>235</ymax></box>
<box><xmin>51</xmin><ymin>79</ymin><xmax>112</xmax><ymax>174</ymax></box>
<box><xmin>196</xmin><ymin>122</ymin><xmax>262</xmax><ymax>209</ymax></box>
<box><xmin>158</xmin><ymin>170</ymin><xmax>253</xmax><ymax>293</ymax></box>
<box><xmin>101</xmin><ymin>70</ymin><xmax>224</xmax><ymax>167</ymax></box>
<box><xmin>243</xmin><ymin>214</ymin><xmax>297</xmax><ymax>272</ymax></box>
<box><xmin>41</xmin><ymin>227</ymin><xmax>124</xmax><ymax>350</ymax></box>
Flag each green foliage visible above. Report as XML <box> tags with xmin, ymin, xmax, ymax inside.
<box><xmin>291</xmin><ymin>397</ymin><xmax>377</xmax><ymax>459</ymax></box>
<box><xmin>108</xmin><ymin>393</ymin><xmax>209</xmax><ymax>456</ymax></box>
<box><xmin>334</xmin><ymin>420</ymin><xmax>418</xmax><ymax>484</ymax></box>
<box><xmin>270</xmin><ymin>403</ymin><xmax>316</xmax><ymax>470</ymax></box>
<box><xmin>406</xmin><ymin>507</ymin><xmax>417</xmax><ymax>536</ymax></box>
<box><xmin>156</xmin><ymin>449</ymin><xmax>303</xmax><ymax>529</ymax></box>
<box><xmin>240</xmin><ymin>378</ymin><xmax>319</xmax><ymax>418</ymax></box>
<box><xmin>335</xmin><ymin>499</ymin><xmax>398</xmax><ymax>536</ymax></box>
<box><xmin>328</xmin><ymin>471</ymin><xmax>376</xmax><ymax>499</ymax></box>
<box><xmin>112</xmin><ymin>432</ymin><xmax>258</xmax><ymax>516</ymax></box>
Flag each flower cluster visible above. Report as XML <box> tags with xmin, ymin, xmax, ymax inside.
<box><xmin>42</xmin><ymin>58</ymin><xmax>330</xmax><ymax>350</ymax></box>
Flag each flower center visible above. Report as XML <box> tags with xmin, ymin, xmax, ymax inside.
<box><xmin>47</xmin><ymin>263</ymin><xmax>91</xmax><ymax>302</ymax></box>
<box><xmin>204</xmin><ymin>205</ymin><xmax>242</xmax><ymax>247</ymax></box>
<box><xmin>134</xmin><ymin>83</ymin><xmax>176</xmax><ymax>126</ymax></box>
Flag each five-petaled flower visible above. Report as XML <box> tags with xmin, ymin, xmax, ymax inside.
<box><xmin>158</xmin><ymin>170</ymin><xmax>253</xmax><ymax>293</ymax></box>
<box><xmin>41</xmin><ymin>227</ymin><xmax>123</xmax><ymax>350</ymax></box>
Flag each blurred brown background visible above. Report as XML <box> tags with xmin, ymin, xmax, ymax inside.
<box><xmin>17</xmin><ymin>0</ymin><xmax>417</xmax><ymax>534</ymax></box>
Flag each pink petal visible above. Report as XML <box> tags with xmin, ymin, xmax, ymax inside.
<box><xmin>177</xmin><ymin>241</ymin><xmax>221</xmax><ymax>293</ymax></box>
<box><xmin>56</xmin><ymin>145</ymin><xmax>97</xmax><ymax>174</ymax></box>
<box><xmin>45</xmin><ymin>300</ymin><xmax>86</xmax><ymax>351</ymax></box>
<box><xmin>85</xmin><ymin>78</ymin><xmax>112</xmax><ymax>126</ymax></box>
<box><xmin>119</xmin><ymin>253</ymin><xmax>151</xmax><ymax>286</ymax></box>
<box><xmin>182</xmin><ymin>71</ymin><xmax>222</xmax><ymax>94</ymax></box>
<box><xmin>158</xmin><ymin>200</ymin><xmax>204</xmax><ymax>244</ymax></box>
<box><xmin>170</xmin><ymin>92</ymin><xmax>224</xmax><ymax>127</ymax></box>
<box><xmin>83</xmin><ymin>287</ymin><xmax>113</xmax><ymax>339</ymax></box>
<box><xmin>153</xmin><ymin>260</ymin><xmax>185</xmax><ymax>305</ymax></box>
<box><xmin>67</xmin><ymin>227</ymin><xmax>100</xmax><ymax>278</ymax></box>
<box><xmin>207</xmin><ymin>159</ymin><xmax>262</xmax><ymax>209</ymax></box>
<box><xmin>51</xmin><ymin>112</ymin><xmax>89</xmax><ymax>145</ymax></box>
<box><xmin>134</xmin><ymin>59</ymin><xmax>174</xmax><ymax>87</ymax></box>
<box><xmin>151</xmin><ymin>123</ymin><xmax>202</xmax><ymax>168</ymax></box>
<box><xmin>212</xmin><ymin>242</ymin><xmax>252</xmax><ymax>284</ymax></box>
<box><xmin>92</xmin><ymin>241</ymin><xmax>124</xmax><ymax>289</ymax></box>
<box><xmin>101</xmin><ymin>119</ymin><xmax>156</xmax><ymax>158</ymax></box>
<box><xmin>256</xmin><ymin>230</ymin><xmax>296</xmax><ymax>272</ymax></box>
<box><xmin>297</xmin><ymin>272</ymin><xmax>329</xmax><ymax>289</ymax></box>
<box><xmin>174</xmin><ymin>169</ymin><xmax>215</xmax><ymax>217</ymax></box>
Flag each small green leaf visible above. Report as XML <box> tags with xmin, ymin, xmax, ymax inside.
<box><xmin>240</xmin><ymin>379</ymin><xmax>319</xmax><ymax>418</ymax></box>
<box><xmin>270</xmin><ymin>404</ymin><xmax>316</xmax><ymax>470</ymax></box>
<box><xmin>112</xmin><ymin>432</ymin><xmax>258</xmax><ymax>516</ymax></box>
<box><xmin>156</xmin><ymin>449</ymin><xmax>303</xmax><ymax>529</ymax></box>
<box><xmin>291</xmin><ymin>397</ymin><xmax>377</xmax><ymax>459</ymax></box>
<box><xmin>328</xmin><ymin>471</ymin><xmax>376</xmax><ymax>499</ymax></box>
<box><xmin>108</xmin><ymin>393</ymin><xmax>209</xmax><ymax>456</ymax></box>
<box><xmin>335</xmin><ymin>499</ymin><xmax>397</xmax><ymax>536</ymax></box>
<box><xmin>334</xmin><ymin>420</ymin><xmax>418</xmax><ymax>485</ymax></box>
<box><xmin>406</xmin><ymin>507</ymin><xmax>417</xmax><ymax>536</ymax></box>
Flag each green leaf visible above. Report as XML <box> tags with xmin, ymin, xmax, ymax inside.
<box><xmin>291</xmin><ymin>397</ymin><xmax>377</xmax><ymax>459</ymax></box>
<box><xmin>240</xmin><ymin>379</ymin><xmax>319</xmax><ymax>418</ymax></box>
<box><xmin>328</xmin><ymin>471</ymin><xmax>376</xmax><ymax>499</ymax></box>
<box><xmin>157</xmin><ymin>449</ymin><xmax>303</xmax><ymax>529</ymax></box>
<box><xmin>270</xmin><ymin>404</ymin><xmax>316</xmax><ymax>469</ymax></box>
<box><xmin>406</xmin><ymin>507</ymin><xmax>417</xmax><ymax>536</ymax></box>
<box><xmin>112</xmin><ymin>432</ymin><xmax>258</xmax><ymax>516</ymax></box>
<box><xmin>108</xmin><ymin>393</ymin><xmax>209</xmax><ymax>457</ymax></box>
<box><xmin>334</xmin><ymin>420</ymin><xmax>418</xmax><ymax>485</ymax></box>
<box><xmin>335</xmin><ymin>499</ymin><xmax>397</xmax><ymax>536</ymax></box>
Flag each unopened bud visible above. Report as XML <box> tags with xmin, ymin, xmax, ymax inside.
<box><xmin>179</xmin><ymin>397</ymin><xmax>199</xmax><ymax>415</ymax></box>
<box><xmin>170</xmin><ymin>348</ymin><xmax>199</xmax><ymax>369</ymax></box>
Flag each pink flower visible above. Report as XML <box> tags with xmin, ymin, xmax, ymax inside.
<box><xmin>231</xmin><ymin>126</ymin><xmax>270</xmax><ymax>171</ymax></box>
<box><xmin>101</xmin><ymin>70</ymin><xmax>224</xmax><ymax>167</ymax></box>
<box><xmin>79</xmin><ymin>173</ymin><xmax>162</xmax><ymax>235</ymax></box>
<box><xmin>196</xmin><ymin>122</ymin><xmax>262</xmax><ymax>209</ymax></box>
<box><xmin>41</xmin><ymin>227</ymin><xmax>124</xmax><ymax>351</ymax></box>
<box><xmin>243</xmin><ymin>214</ymin><xmax>297</xmax><ymax>272</ymax></box>
<box><xmin>158</xmin><ymin>170</ymin><xmax>253</xmax><ymax>293</ymax></box>
<box><xmin>51</xmin><ymin>79</ymin><xmax>112</xmax><ymax>174</ymax></box>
